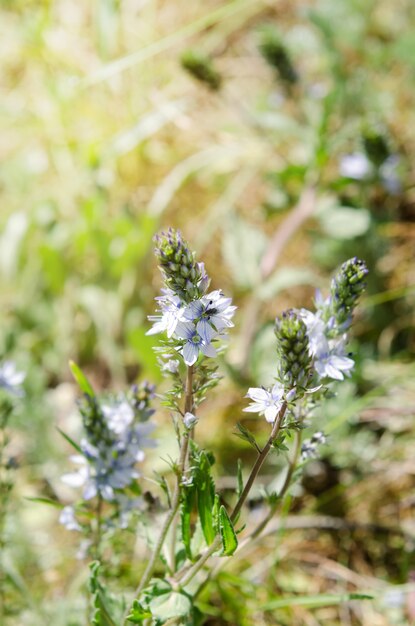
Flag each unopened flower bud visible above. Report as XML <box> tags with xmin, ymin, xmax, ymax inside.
<box><xmin>154</xmin><ymin>229</ymin><xmax>210</xmax><ymax>302</ymax></box>
<box><xmin>274</xmin><ymin>310</ymin><xmax>312</xmax><ymax>390</ymax></box>
<box><xmin>183</xmin><ymin>412</ymin><xmax>198</xmax><ymax>429</ymax></box>
<box><xmin>329</xmin><ymin>258</ymin><xmax>368</xmax><ymax>332</ymax></box>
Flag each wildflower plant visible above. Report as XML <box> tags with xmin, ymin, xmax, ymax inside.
<box><xmin>0</xmin><ymin>360</ymin><xmax>25</xmax><ymax>620</ymax></box>
<box><xmin>59</xmin><ymin>229</ymin><xmax>368</xmax><ymax>625</ymax></box>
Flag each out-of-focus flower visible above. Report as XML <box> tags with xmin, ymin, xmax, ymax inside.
<box><xmin>0</xmin><ymin>361</ymin><xmax>25</xmax><ymax>396</ymax></box>
<box><xmin>313</xmin><ymin>337</ymin><xmax>354</xmax><ymax>381</ymax></box>
<box><xmin>183</xmin><ymin>412</ymin><xmax>198</xmax><ymax>429</ymax></box>
<box><xmin>59</xmin><ymin>505</ymin><xmax>82</xmax><ymax>531</ymax></box>
<box><xmin>339</xmin><ymin>153</ymin><xmax>372</xmax><ymax>180</ymax></box>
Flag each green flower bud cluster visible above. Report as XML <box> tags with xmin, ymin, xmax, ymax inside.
<box><xmin>181</xmin><ymin>50</ymin><xmax>222</xmax><ymax>91</ymax></box>
<box><xmin>154</xmin><ymin>229</ymin><xmax>209</xmax><ymax>302</ymax></box>
<box><xmin>274</xmin><ymin>310</ymin><xmax>312</xmax><ymax>389</ymax></box>
<box><xmin>329</xmin><ymin>257</ymin><xmax>368</xmax><ymax>331</ymax></box>
<box><xmin>258</xmin><ymin>26</ymin><xmax>298</xmax><ymax>85</ymax></box>
<box><xmin>78</xmin><ymin>396</ymin><xmax>113</xmax><ymax>449</ymax></box>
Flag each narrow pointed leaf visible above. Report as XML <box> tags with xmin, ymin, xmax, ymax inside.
<box><xmin>196</xmin><ymin>452</ymin><xmax>216</xmax><ymax>545</ymax></box>
<box><xmin>69</xmin><ymin>360</ymin><xmax>95</xmax><ymax>397</ymax></box>
<box><xmin>219</xmin><ymin>505</ymin><xmax>238</xmax><ymax>556</ymax></box>
<box><xmin>237</xmin><ymin>459</ymin><xmax>243</xmax><ymax>498</ymax></box>
<box><xmin>56</xmin><ymin>427</ymin><xmax>83</xmax><ymax>454</ymax></box>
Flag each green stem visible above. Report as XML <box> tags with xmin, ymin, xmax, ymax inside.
<box><xmin>177</xmin><ymin>402</ymin><xmax>287</xmax><ymax>588</ymax></box>
<box><xmin>193</xmin><ymin>428</ymin><xmax>302</xmax><ymax>599</ymax></box>
<box><xmin>250</xmin><ymin>428</ymin><xmax>302</xmax><ymax>540</ymax></box>
<box><xmin>128</xmin><ymin>366</ymin><xmax>194</xmax><ymax>608</ymax></box>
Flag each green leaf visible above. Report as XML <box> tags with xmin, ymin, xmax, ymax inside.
<box><xmin>319</xmin><ymin>206</ymin><xmax>371</xmax><ymax>240</ymax></box>
<box><xmin>126</xmin><ymin>600</ymin><xmax>152</xmax><ymax>623</ymax></box>
<box><xmin>150</xmin><ymin>591</ymin><xmax>192</xmax><ymax>621</ymax></box>
<box><xmin>237</xmin><ymin>459</ymin><xmax>243</xmax><ymax>499</ymax></box>
<box><xmin>196</xmin><ymin>452</ymin><xmax>216</xmax><ymax>546</ymax></box>
<box><xmin>69</xmin><ymin>360</ymin><xmax>95</xmax><ymax>397</ymax></box>
<box><xmin>56</xmin><ymin>427</ymin><xmax>83</xmax><ymax>454</ymax></box>
<box><xmin>257</xmin><ymin>267</ymin><xmax>318</xmax><ymax>301</ymax></box>
<box><xmin>219</xmin><ymin>506</ymin><xmax>238</xmax><ymax>556</ymax></box>
<box><xmin>212</xmin><ymin>493</ymin><xmax>220</xmax><ymax>534</ymax></box>
<box><xmin>234</xmin><ymin>422</ymin><xmax>261</xmax><ymax>452</ymax></box>
<box><xmin>89</xmin><ymin>561</ymin><xmax>123</xmax><ymax>626</ymax></box>
<box><xmin>24</xmin><ymin>497</ymin><xmax>62</xmax><ymax>509</ymax></box>
<box><xmin>181</xmin><ymin>484</ymin><xmax>196</xmax><ymax>559</ymax></box>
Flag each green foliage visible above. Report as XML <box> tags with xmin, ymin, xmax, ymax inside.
<box><xmin>234</xmin><ymin>422</ymin><xmax>261</xmax><ymax>453</ymax></box>
<box><xmin>181</xmin><ymin>443</ymin><xmax>217</xmax><ymax>553</ymax></box>
<box><xmin>218</xmin><ymin>505</ymin><xmax>238</xmax><ymax>556</ymax></box>
<box><xmin>89</xmin><ymin>561</ymin><xmax>124</xmax><ymax>626</ymax></box>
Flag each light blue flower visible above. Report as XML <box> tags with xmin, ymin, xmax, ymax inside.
<box><xmin>314</xmin><ymin>337</ymin><xmax>354</xmax><ymax>381</ymax></box>
<box><xmin>175</xmin><ymin>321</ymin><xmax>217</xmax><ymax>366</ymax></box>
<box><xmin>244</xmin><ymin>383</ymin><xmax>285</xmax><ymax>423</ymax></box>
<box><xmin>0</xmin><ymin>361</ymin><xmax>25</xmax><ymax>396</ymax></box>
<box><xmin>59</xmin><ymin>506</ymin><xmax>82</xmax><ymax>531</ymax></box>
<box><xmin>102</xmin><ymin>400</ymin><xmax>134</xmax><ymax>435</ymax></box>
<box><xmin>182</xmin><ymin>290</ymin><xmax>236</xmax><ymax>340</ymax></box>
<box><xmin>146</xmin><ymin>290</ymin><xmax>185</xmax><ymax>338</ymax></box>
<box><xmin>339</xmin><ymin>152</ymin><xmax>372</xmax><ymax>180</ymax></box>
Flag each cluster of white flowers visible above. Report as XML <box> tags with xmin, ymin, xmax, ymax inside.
<box><xmin>147</xmin><ymin>288</ymin><xmax>236</xmax><ymax>366</ymax></box>
<box><xmin>299</xmin><ymin>300</ymin><xmax>355</xmax><ymax>382</ymax></box>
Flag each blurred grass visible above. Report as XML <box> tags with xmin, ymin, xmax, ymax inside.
<box><xmin>1</xmin><ymin>0</ymin><xmax>415</xmax><ymax>624</ymax></box>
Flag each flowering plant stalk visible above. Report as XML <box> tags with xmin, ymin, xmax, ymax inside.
<box><xmin>59</xmin><ymin>229</ymin><xmax>368</xmax><ymax>626</ymax></box>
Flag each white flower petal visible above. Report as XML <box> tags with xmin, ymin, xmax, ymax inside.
<box><xmin>175</xmin><ymin>321</ymin><xmax>195</xmax><ymax>340</ymax></box>
<box><xmin>201</xmin><ymin>343</ymin><xmax>217</xmax><ymax>358</ymax></box>
<box><xmin>183</xmin><ymin>342</ymin><xmax>199</xmax><ymax>366</ymax></box>
<box><xmin>264</xmin><ymin>405</ymin><xmax>278</xmax><ymax>423</ymax></box>
<box><xmin>246</xmin><ymin>387</ymin><xmax>270</xmax><ymax>403</ymax></box>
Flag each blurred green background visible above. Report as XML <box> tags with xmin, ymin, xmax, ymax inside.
<box><xmin>1</xmin><ymin>0</ymin><xmax>415</xmax><ymax>624</ymax></box>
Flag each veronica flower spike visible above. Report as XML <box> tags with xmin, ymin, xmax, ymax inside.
<box><xmin>244</xmin><ymin>383</ymin><xmax>285</xmax><ymax>423</ymax></box>
<box><xmin>175</xmin><ymin>321</ymin><xmax>217</xmax><ymax>366</ymax></box>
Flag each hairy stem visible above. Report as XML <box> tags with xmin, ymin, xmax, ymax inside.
<box><xmin>177</xmin><ymin>402</ymin><xmax>287</xmax><ymax>588</ymax></box>
<box><xmin>130</xmin><ymin>366</ymin><xmax>194</xmax><ymax>606</ymax></box>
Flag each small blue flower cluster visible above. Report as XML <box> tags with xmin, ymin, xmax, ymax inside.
<box><xmin>60</xmin><ymin>383</ymin><xmax>156</xmax><ymax>531</ymax></box>
<box><xmin>147</xmin><ymin>230</ymin><xmax>236</xmax><ymax>366</ymax></box>
<box><xmin>244</xmin><ymin>258</ymin><xmax>368</xmax><ymax>423</ymax></box>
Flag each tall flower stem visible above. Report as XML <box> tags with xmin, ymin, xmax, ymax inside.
<box><xmin>192</xmin><ymin>429</ymin><xmax>302</xmax><ymax>599</ymax></box>
<box><xmin>131</xmin><ymin>366</ymin><xmax>194</xmax><ymax>602</ymax></box>
<box><xmin>176</xmin><ymin>402</ymin><xmax>287</xmax><ymax>588</ymax></box>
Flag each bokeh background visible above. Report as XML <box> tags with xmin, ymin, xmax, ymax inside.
<box><xmin>1</xmin><ymin>0</ymin><xmax>415</xmax><ymax>624</ymax></box>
